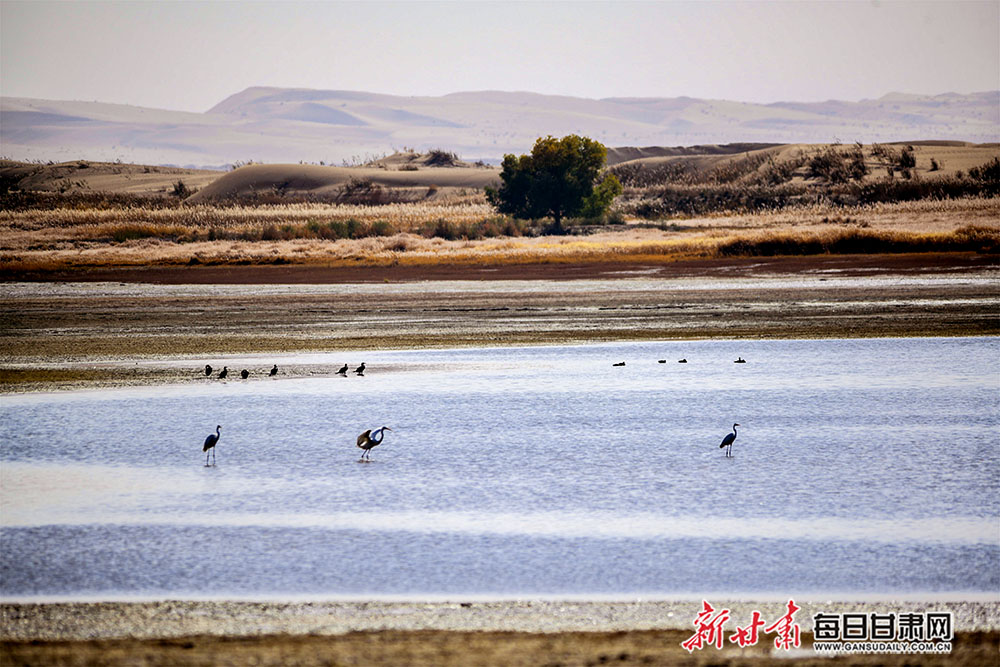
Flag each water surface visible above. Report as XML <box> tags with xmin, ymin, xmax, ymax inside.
<box><xmin>2</xmin><ymin>337</ymin><xmax>998</xmax><ymax>600</ymax></box>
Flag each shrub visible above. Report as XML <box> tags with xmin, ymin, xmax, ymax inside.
<box><xmin>898</xmin><ymin>147</ymin><xmax>916</xmax><ymax>170</ymax></box>
<box><xmin>808</xmin><ymin>146</ymin><xmax>850</xmax><ymax>183</ymax></box>
<box><xmin>968</xmin><ymin>157</ymin><xmax>1000</xmax><ymax>183</ymax></box>
<box><xmin>847</xmin><ymin>143</ymin><xmax>868</xmax><ymax>181</ymax></box>
<box><xmin>172</xmin><ymin>180</ymin><xmax>192</xmax><ymax>198</ymax></box>
<box><xmin>425</xmin><ymin>149</ymin><xmax>459</xmax><ymax>166</ymax></box>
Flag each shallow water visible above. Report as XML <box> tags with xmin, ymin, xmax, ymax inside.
<box><xmin>2</xmin><ymin>337</ymin><xmax>998</xmax><ymax>600</ymax></box>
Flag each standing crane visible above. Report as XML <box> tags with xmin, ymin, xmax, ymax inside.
<box><xmin>719</xmin><ymin>423</ymin><xmax>739</xmax><ymax>458</ymax></box>
<box><xmin>203</xmin><ymin>425</ymin><xmax>221</xmax><ymax>466</ymax></box>
<box><xmin>356</xmin><ymin>426</ymin><xmax>391</xmax><ymax>461</ymax></box>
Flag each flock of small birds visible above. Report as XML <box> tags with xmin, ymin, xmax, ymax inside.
<box><xmin>613</xmin><ymin>357</ymin><xmax>747</xmax><ymax>366</ymax></box>
<box><xmin>202</xmin><ymin>363</ymin><xmax>279</xmax><ymax>380</ymax></box>
<box><xmin>201</xmin><ymin>362</ymin><xmax>368</xmax><ymax>380</ymax></box>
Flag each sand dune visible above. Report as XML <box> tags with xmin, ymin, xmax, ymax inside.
<box><xmin>187</xmin><ymin>160</ymin><xmax>499</xmax><ymax>203</ymax></box>
<box><xmin>0</xmin><ymin>159</ymin><xmax>221</xmax><ymax>196</ymax></box>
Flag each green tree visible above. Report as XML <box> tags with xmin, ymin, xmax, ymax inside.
<box><xmin>486</xmin><ymin>135</ymin><xmax>622</xmax><ymax>230</ymax></box>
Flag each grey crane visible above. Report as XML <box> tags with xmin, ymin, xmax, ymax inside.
<box><xmin>203</xmin><ymin>425</ymin><xmax>221</xmax><ymax>466</ymax></box>
<box><xmin>719</xmin><ymin>423</ymin><xmax>739</xmax><ymax>458</ymax></box>
<box><xmin>357</xmin><ymin>426</ymin><xmax>391</xmax><ymax>461</ymax></box>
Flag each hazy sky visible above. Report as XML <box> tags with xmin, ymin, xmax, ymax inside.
<box><xmin>2</xmin><ymin>0</ymin><xmax>998</xmax><ymax>112</ymax></box>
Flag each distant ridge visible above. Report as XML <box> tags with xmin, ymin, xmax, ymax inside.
<box><xmin>2</xmin><ymin>88</ymin><xmax>997</xmax><ymax>168</ymax></box>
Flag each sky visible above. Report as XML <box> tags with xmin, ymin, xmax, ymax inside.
<box><xmin>1</xmin><ymin>0</ymin><xmax>998</xmax><ymax>113</ymax></box>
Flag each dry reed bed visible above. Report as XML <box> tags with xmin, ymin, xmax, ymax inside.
<box><xmin>0</xmin><ymin>201</ymin><xmax>496</xmax><ymax>231</ymax></box>
<box><xmin>1</xmin><ymin>197</ymin><xmax>998</xmax><ymax>272</ymax></box>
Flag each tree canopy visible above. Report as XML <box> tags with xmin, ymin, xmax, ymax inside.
<box><xmin>485</xmin><ymin>135</ymin><xmax>622</xmax><ymax>229</ymax></box>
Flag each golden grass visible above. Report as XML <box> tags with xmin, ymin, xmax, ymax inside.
<box><xmin>1</xmin><ymin>197</ymin><xmax>997</xmax><ymax>273</ymax></box>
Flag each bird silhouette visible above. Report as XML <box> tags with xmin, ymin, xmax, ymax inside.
<box><xmin>240</xmin><ymin>369</ymin><xmax>249</xmax><ymax>379</ymax></box>
<box><xmin>337</xmin><ymin>364</ymin><xmax>348</xmax><ymax>376</ymax></box>
<box><xmin>269</xmin><ymin>364</ymin><xmax>278</xmax><ymax>376</ymax></box>
<box><xmin>734</xmin><ymin>357</ymin><xmax>746</xmax><ymax>364</ymax></box>
<box><xmin>658</xmin><ymin>359</ymin><xmax>666</xmax><ymax>364</ymax></box>
<box><xmin>218</xmin><ymin>366</ymin><xmax>228</xmax><ymax>379</ymax></box>
<box><xmin>678</xmin><ymin>359</ymin><xmax>687</xmax><ymax>363</ymax></box>
<box><xmin>204</xmin><ymin>364</ymin><xmax>213</xmax><ymax>376</ymax></box>
<box><xmin>354</xmin><ymin>362</ymin><xmax>366</xmax><ymax>375</ymax></box>
<box><xmin>357</xmin><ymin>426</ymin><xmax>391</xmax><ymax>461</ymax></box>
<box><xmin>203</xmin><ymin>425</ymin><xmax>221</xmax><ymax>466</ymax></box>
<box><xmin>719</xmin><ymin>423</ymin><xmax>739</xmax><ymax>458</ymax></box>
<box><xmin>613</xmin><ymin>361</ymin><xmax>625</xmax><ymax>367</ymax></box>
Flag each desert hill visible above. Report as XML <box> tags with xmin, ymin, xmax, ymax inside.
<box><xmin>186</xmin><ymin>154</ymin><xmax>498</xmax><ymax>204</ymax></box>
<box><xmin>4</xmin><ymin>143</ymin><xmax>995</xmax><ymax>206</ymax></box>
<box><xmin>607</xmin><ymin>141</ymin><xmax>997</xmax><ymax>178</ymax></box>
<box><xmin>0</xmin><ymin>158</ymin><xmax>221</xmax><ymax>196</ymax></box>
<box><xmin>2</xmin><ymin>88</ymin><xmax>996</xmax><ymax>168</ymax></box>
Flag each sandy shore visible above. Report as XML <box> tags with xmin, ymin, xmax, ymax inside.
<box><xmin>2</xmin><ymin>600</ymin><xmax>998</xmax><ymax>665</ymax></box>
<box><xmin>3</xmin><ymin>254</ymin><xmax>998</xmax><ymax>393</ymax></box>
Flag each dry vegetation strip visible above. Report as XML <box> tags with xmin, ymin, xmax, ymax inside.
<box><xmin>3</xmin><ymin>630</ymin><xmax>997</xmax><ymax>666</ymax></box>
<box><xmin>1</xmin><ymin>197</ymin><xmax>998</xmax><ymax>273</ymax></box>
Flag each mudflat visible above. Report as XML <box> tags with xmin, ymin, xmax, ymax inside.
<box><xmin>2</xmin><ymin>253</ymin><xmax>997</xmax><ymax>392</ymax></box>
<box><xmin>2</xmin><ymin>600</ymin><xmax>997</xmax><ymax>666</ymax></box>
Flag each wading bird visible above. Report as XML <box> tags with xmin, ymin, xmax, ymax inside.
<box><xmin>357</xmin><ymin>426</ymin><xmax>391</xmax><ymax>461</ymax></box>
<box><xmin>719</xmin><ymin>423</ymin><xmax>739</xmax><ymax>458</ymax></box>
<box><xmin>354</xmin><ymin>362</ymin><xmax>366</xmax><ymax>375</ymax></box>
<box><xmin>203</xmin><ymin>425</ymin><xmax>221</xmax><ymax>466</ymax></box>
<box><xmin>337</xmin><ymin>364</ymin><xmax>348</xmax><ymax>376</ymax></box>
<box><xmin>204</xmin><ymin>364</ymin><xmax>213</xmax><ymax>376</ymax></box>
<box><xmin>270</xmin><ymin>364</ymin><xmax>278</xmax><ymax>376</ymax></box>
<box><xmin>240</xmin><ymin>369</ymin><xmax>249</xmax><ymax>379</ymax></box>
<box><xmin>218</xmin><ymin>366</ymin><xmax>228</xmax><ymax>379</ymax></box>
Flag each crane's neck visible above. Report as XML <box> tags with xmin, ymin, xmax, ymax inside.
<box><xmin>372</xmin><ymin>428</ymin><xmax>385</xmax><ymax>443</ymax></box>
